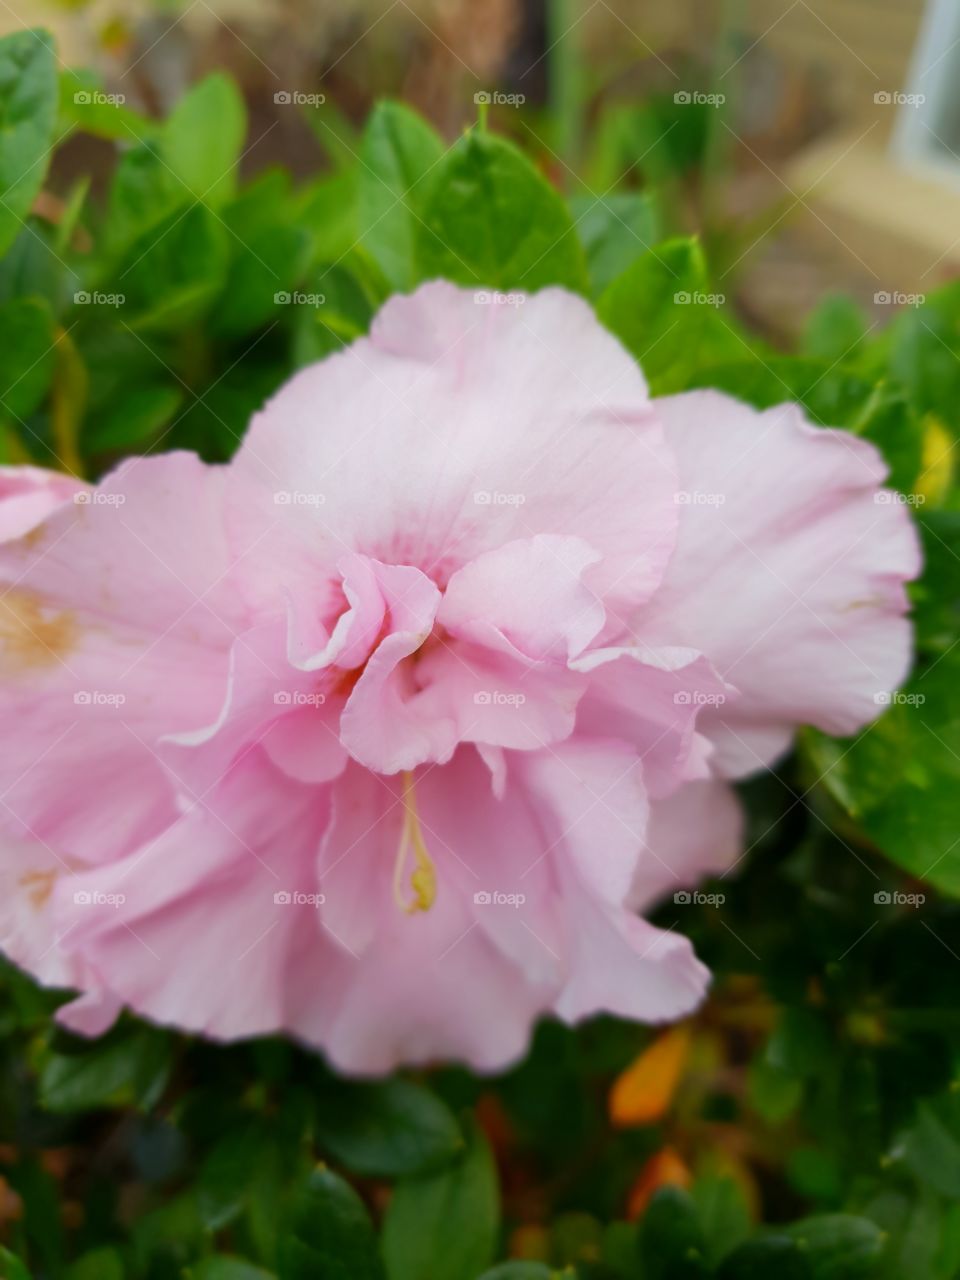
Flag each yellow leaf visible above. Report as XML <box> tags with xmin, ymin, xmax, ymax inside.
<box><xmin>609</xmin><ymin>1023</ymin><xmax>692</xmax><ymax>1127</ymax></box>
<box><xmin>917</xmin><ymin>414</ymin><xmax>954</xmax><ymax>507</ymax></box>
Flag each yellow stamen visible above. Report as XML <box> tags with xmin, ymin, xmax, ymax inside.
<box><xmin>392</xmin><ymin>771</ymin><xmax>437</xmax><ymax>914</ymax></box>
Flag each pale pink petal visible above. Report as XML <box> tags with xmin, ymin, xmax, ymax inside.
<box><xmin>639</xmin><ymin>391</ymin><xmax>921</xmax><ymax>776</ymax></box>
<box><xmin>517</xmin><ymin>738</ymin><xmax>648</xmax><ymax>906</ymax></box>
<box><xmin>553</xmin><ymin>883</ymin><xmax>710</xmax><ymax>1025</ymax></box>
<box><xmin>630</xmin><ymin>779</ymin><xmax>745</xmax><ymax>912</ymax></box>
<box><xmin>439</xmin><ymin>535</ymin><xmax>605</xmax><ymax>661</ymax></box>
<box><xmin>225</xmin><ymin>282</ymin><xmax>677</xmax><ymax>623</ymax></box>
<box><xmin>53</xmin><ymin>753</ymin><xmax>333</xmax><ymax>1040</ymax></box>
<box><xmin>0</xmin><ymin>454</ymin><xmax>244</xmax><ymax>860</ymax></box>
<box><xmin>573</xmin><ymin>645</ymin><xmax>734</xmax><ymax>797</ymax></box>
<box><xmin>0</xmin><ymin>465</ymin><xmax>87</xmax><ymax>541</ymax></box>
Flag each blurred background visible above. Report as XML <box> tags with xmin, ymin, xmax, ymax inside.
<box><xmin>4</xmin><ymin>0</ymin><xmax>960</xmax><ymax>345</ymax></box>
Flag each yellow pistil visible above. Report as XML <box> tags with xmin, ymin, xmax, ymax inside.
<box><xmin>392</xmin><ymin>771</ymin><xmax>437</xmax><ymax>914</ymax></box>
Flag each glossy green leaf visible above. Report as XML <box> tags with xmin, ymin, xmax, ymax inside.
<box><xmin>415</xmin><ymin>129</ymin><xmax>587</xmax><ymax>292</ymax></box>
<box><xmin>163</xmin><ymin>72</ymin><xmax>246</xmax><ymax>206</ymax></box>
<box><xmin>899</xmin><ymin>1095</ymin><xmax>960</xmax><ymax>1198</ymax></box>
<box><xmin>316</xmin><ymin>1078</ymin><xmax>463</xmax><ymax>1177</ymax></box>
<box><xmin>597</xmin><ymin>237</ymin><xmax>737</xmax><ymax>392</ymax></box>
<box><xmin>785</xmin><ymin>1214</ymin><xmax>885</xmax><ymax>1278</ymax></box>
<box><xmin>0</xmin><ymin>1248</ymin><xmax>33</xmax><ymax>1280</ymax></box>
<box><xmin>359</xmin><ymin>101</ymin><xmax>445</xmax><ymax>290</ymax></box>
<box><xmin>0</xmin><ymin>298</ymin><xmax>56</xmax><ymax>422</ymax></box>
<box><xmin>39</xmin><ymin>1025</ymin><xmax>171</xmax><ymax>1113</ymax></box>
<box><xmin>280</xmin><ymin>1166</ymin><xmax>384</xmax><ymax>1280</ymax></box>
<box><xmin>214</xmin><ymin>225</ymin><xmax>311</xmax><ymax>338</ymax></box>
<box><xmin>382</xmin><ymin>1120</ymin><xmax>498</xmax><ymax>1280</ymax></box>
<box><xmin>570</xmin><ymin>190</ymin><xmax>660</xmax><ymax>293</ymax></box>
<box><xmin>65</xmin><ymin>1248</ymin><xmax>124</xmax><ymax>1280</ymax></box>
<box><xmin>804</xmin><ymin>648</ymin><xmax>960</xmax><ymax>895</ymax></box>
<box><xmin>477</xmin><ymin>1267</ymin><xmax>553</xmax><ymax>1280</ymax></box>
<box><xmin>58</xmin><ymin>68</ymin><xmax>157</xmax><ymax>143</ymax></box>
<box><xmin>85</xmin><ymin>383</ymin><xmax>183</xmax><ymax>454</ymax></box>
<box><xmin>691</xmin><ymin>1176</ymin><xmax>752</xmax><ymax>1266</ymax></box>
<box><xmin>0</xmin><ymin>29</ymin><xmax>58</xmax><ymax>259</ymax></box>
<box><xmin>718</xmin><ymin>1236</ymin><xmax>812</xmax><ymax>1279</ymax></box>
<box><xmin>191</xmin><ymin>1258</ymin><xmax>276</xmax><ymax>1280</ymax></box>
<box><xmin>638</xmin><ymin>1187</ymin><xmax>708</xmax><ymax>1279</ymax></box>
<box><xmin>120</xmin><ymin>204</ymin><xmax>230</xmax><ymax>333</ymax></box>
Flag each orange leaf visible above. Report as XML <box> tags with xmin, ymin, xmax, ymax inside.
<box><xmin>626</xmin><ymin>1147</ymin><xmax>693</xmax><ymax>1220</ymax></box>
<box><xmin>609</xmin><ymin>1024</ymin><xmax>692</xmax><ymax>1127</ymax></box>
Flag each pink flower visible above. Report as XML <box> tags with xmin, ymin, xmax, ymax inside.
<box><xmin>0</xmin><ymin>284</ymin><xmax>919</xmax><ymax>1073</ymax></box>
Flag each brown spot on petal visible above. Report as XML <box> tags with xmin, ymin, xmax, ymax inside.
<box><xmin>19</xmin><ymin>869</ymin><xmax>57</xmax><ymax>911</ymax></box>
<box><xmin>0</xmin><ymin>590</ymin><xmax>76</xmax><ymax>670</ymax></box>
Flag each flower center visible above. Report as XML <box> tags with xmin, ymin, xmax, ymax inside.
<box><xmin>392</xmin><ymin>772</ymin><xmax>437</xmax><ymax>914</ymax></box>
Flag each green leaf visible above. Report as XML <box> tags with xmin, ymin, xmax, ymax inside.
<box><xmin>191</xmin><ymin>1258</ymin><xmax>276</xmax><ymax>1280</ymax></box>
<box><xmin>119</xmin><ymin>204</ymin><xmax>230</xmax><ymax>333</ymax></box>
<box><xmin>163</xmin><ymin>72</ymin><xmax>246</xmax><ymax>206</ymax></box>
<box><xmin>638</xmin><ymin>1187</ymin><xmax>708</xmax><ymax>1279</ymax></box>
<box><xmin>477</xmin><ymin>1267</ymin><xmax>553</xmax><ymax>1280</ymax></box>
<box><xmin>66</xmin><ymin>1247</ymin><xmax>125</xmax><ymax>1280</ymax></box>
<box><xmin>280</xmin><ymin>1166</ymin><xmax>384</xmax><ymax>1280</ymax></box>
<box><xmin>718</xmin><ymin>1235</ymin><xmax>812</xmax><ymax>1279</ymax></box>
<box><xmin>0</xmin><ymin>298</ymin><xmax>56</xmax><ymax>422</ymax></box>
<box><xmin>198</xmin><ymin>1121</ymin><xmax>276</xmax><ymax>1231</ymax></box>
<box><xmin>0</xmin><ymin>29</ymin><xmax>58</xmax><ymax>259</ymax></box>
<box><xmin>691</xmin><ymin>1177</ymin><xmax>752</xmax><ymax>1267</ymax></box>
<box><xmin>570</xmin><ymin>190</ymin><xmax>660</xmax><ymax>293</ymax></box>
<box><xmin>0</xmin><ymin>218</ymin><xmax>63</xmax><ymax>307</ymax></box>
<box><xmin>382</xmin><ymin>1119</ymin><xmax>498</xmax><ymax>1280</ymax></box>
<box><xmin>804</xmin><ymin>648</ymin><xmax>960</xmax><ymax>896</ymax></box>
<box><xmin>39</xmin><ymin>1025</ymin><xmax>171</xmax><ymax>1113</ymax></box>
<box><xmin>899</xmin><ymin>1095</ymin><xmax>960</xmax><ymax>1198</ymax></box>
<box><xmin>748</xmin><ymin>1055</ymin><xmax>804</xmax><ymax>1123</ymax></box>
<box><xmin>214</xmin><ymin>225</ymin><xmax>311</xmax><ymax>339</ymax></box>
<box><xmin>803</xmin><ymin>294</ymin><xmax>869</xmax><ymax>364</ymax></box>
<box><xmin>597</xmin><ymin>238</ymin><xmax>735</xmax><ymax>393</ymax></box>
<box><xmin>358</xmin><ymin>101</ymin><xmax>444</xmax><ymax>290</ymax></box>
<box><xmin>58</xmin><ymin>69</ymin><xmax>157</xmax><ymax>143</ymax></box>
<box><xmin>85</xmin><ymin>383</ymin><xmax>182</xmax><ymax>454</ymax></box>
<box><xmin>912</xmin><ymin>511</ymin><xmax>960</xmax><ymax>658</ymax></box>
<box><xmin>786</xmin><ymin>1215</ymin><xmax>885</xmax><ymax>1278</ymax></box>
<box><xmin>0</xmin><ymin>1247</ymin><xmax>33</xmax><ymax>1280</ymax></box>
<box><xmin>415</xmin><ymin>129</ymin><xmax>587</xmax><ymax>293</ymax></box>
<box><xmin>316</xmin><ymin>1078</ymin><xmax>463</xmax><ymax>1177</ymax></box>
<box><xmin>103</xmin><ymin>141</ymin><xmax>187</xmax><ymax>256</ymax></box>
